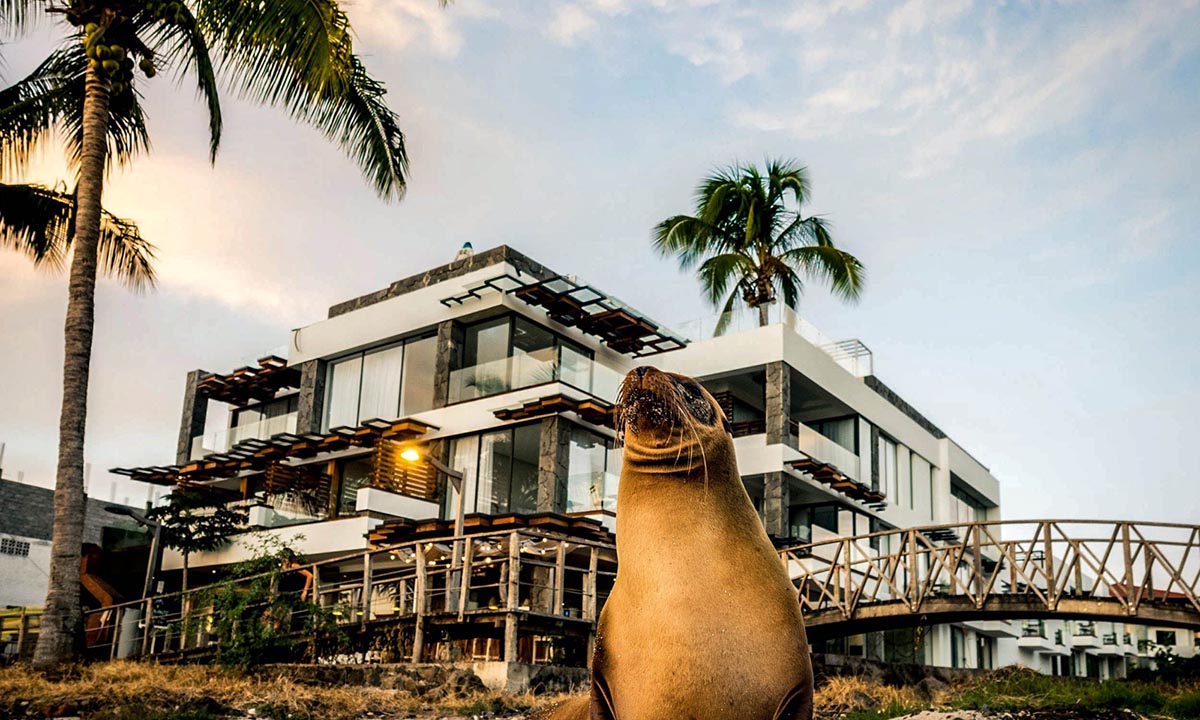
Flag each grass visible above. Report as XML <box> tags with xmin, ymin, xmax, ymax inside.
<box><xmin>5</xmin><ymin>662</ymin><xmax>1200</xmax><ymax>719</ymax></box>
<box><xmin>0</xmin><ymin>662</ymin><xmax>567</xmax><ymax>719</ymax></box>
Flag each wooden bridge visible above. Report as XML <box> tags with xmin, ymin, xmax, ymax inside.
<box><xmin>781</xmin><ymin>520</ymin><xmax>1200</xmax><ymax>641</ymax></box>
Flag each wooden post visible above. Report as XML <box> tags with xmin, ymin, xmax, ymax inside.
<box><xmin>412</xmin><ymin>547</ymin><xmax>427</xmax><ymax>663</ymax></box>
<box><xmin>586</xmin><ymin>546</ymin><xmax>599</xmax><ymax>621</ymax></box>
<box><xmin>554</xmin><ymin>541</ymin><xmax>567</xmax><ymax>616</ymax></box>
<box><xmin>140</xmin><ymin>597</ymin><xmax>154</xmax><ymax>657</ymax></box>
<box><xmin>458</xmin><ymin>537</ymin><xmax>473</xmax><ymax>620</ymax></box>
<box><xmin>908</xmin><ymin>530</ymin><xmax>918</xmax><ymax>610</ymax></box>
<box><xmin>1121</xmin><ymin>523</ymin><xmax>1135</xmax><ymax>613</ymax></box>
<box><xmin>361</xmin><ymin>552</ymin><xmax>374</xmax><ymax>626</ymax></box>
<box><xmin>504</xmin><ymin>533</ymin><xmax>522</xmax><ymax>663</ymax></box>
<box><xmin>972</xmin><ymin>524</ymin><xmax>984</xmax><ymax>608</ymax></box>
<box><xmin>16</xmin><ymin>609</ymin><xmax>29</xmax><ymax>659</ymax></box>
<box><xmin>1042</xmin><ymin>522</ymin><xmax>1055</xmax><ymax>606</ymax></box>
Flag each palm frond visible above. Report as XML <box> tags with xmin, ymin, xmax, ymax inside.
<box><xmin>652</xmin><ymin>214</ymin><xmax>730</xmax><ymax>268</ymax></box>
<box><xmin>145</xmin><ymin>5</ymin><xmax>222</xmax><ymax>161</ymax></box>
<box><xmin>0</xmin><ymin>0</ymin><xmax>44</xmax><ymax>38</ymax></box>
<box><xmin>0</xmin><ymin>45</ymin><xmax>151</xmax><ymax>175</ymax></box>
<box><xmin>780</xmin><ymin>244</ymin><xmax>865</xmax><ymax>303</ymax></box>
<box><xmin>197</xmin><ymin>0</ymin><xmax>406</xmax><ymax>198</ymax></box>
<box><xmin>0</xmin><ymin>182</ymin><xmax>157</xmax><ymax>289</ymax></box>
<box><xmin>0</xmin><ymin>181</ymin><xmax>71</xmax><ymax>269</ymax></box>
<box><xmin>696</xmin><ymin>251</ymin><xmax>755</xmax><ymax>307</ymax></box>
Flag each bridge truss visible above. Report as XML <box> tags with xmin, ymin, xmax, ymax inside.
<box><xmin>780</xmin><ymin>520</ymin><xmax>1200</xmax><ymax>640</ymax></box>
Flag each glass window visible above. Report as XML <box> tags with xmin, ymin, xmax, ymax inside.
<box><xmin>880</xmin><ymin>436</ymin><xmax>898</xmax><ymax>501</ymax></box>
<box><xmin>559</xmin><ymin>341</ymin><xmax>593</xmax><ymax>392</ymax></box>
<box><xmin>512</xmin><ymin>318</ymin><xmax>557</xmax><ymax>388</ymax></box>
<box><xmin>567</xmin><ymin>426</ymin><xmax>610</xmax><ymax>512</ymax></box>
<box><xmin>478</xmin><ymin>430</ymin><xmax>513</xmax><ymax>514</ymax></box>
<box><xmin>510</xmin><ymin>424</ymin><xmax>540</xmax><ymax>514</ymax></box>
<box><xmin>337</xmin><ymin>456</ymin><xmax>374</xmax><ymax>516</ymax></box>
<box><xmin>812</xmin><ymin>505</ymin><xmax>838</xmax><ymax>533</ymax></box>
<box><xmin>950</xmin><ymin>481</ymin><xmax>986</xmax><ymax>525</ymax></box>
<box><xmin>813</xmin><ymin>417</ymin><xmax>856</xmax><ymax>452</ymax></box>
<box><xmin>446</xmin><ymin>434</ymin><xmax>480</xmax><ymax>518</ymax></box>
<box><xmin>323</xmin><ymin>333</ymin><xmax>437</xmax><ymax>430</ymax></box>
<box><xmin>1156</xmin><ymin>630</ymin><xmax>1177</xmax><ymax>646</ymax></box>
<box><xmin>358</xmin><ymin>344</ymin><xmax>404</xmax><ymax>422</ymax></box>
<box><xmin>400</xmin><ymin>335</ymin><xmax>437</xmax><ymax>415</ymax></box>
<box><xmin>326</xmin><ymin>356</ymin><xmax>362</xmax><ymax>429</ymax></box>
<box><xmin>461</xmin><ymin>317</ymin><xmax>511</xmax><ymax>401</ymax></box>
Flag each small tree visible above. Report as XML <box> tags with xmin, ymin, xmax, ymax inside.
<box><xmin>147</xmin><ymin>487</ymin><xmax>246</xmax><ymax>592</ymax></box>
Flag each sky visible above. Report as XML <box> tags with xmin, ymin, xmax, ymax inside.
<box><xmin>1</xmin><ymin>0</ymin><xmax>1198</xmax><ymax>521</ymax></box>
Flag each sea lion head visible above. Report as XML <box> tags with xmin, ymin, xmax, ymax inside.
<box><xmin>615</xmin><ymin>366</ymin><xmax>732</xmax><ymax>475</ymax></box>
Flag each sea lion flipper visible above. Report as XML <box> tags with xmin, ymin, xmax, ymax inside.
<box><xmin>588</xmin><ymin>670</ymin><xmax>617</xmax><ymax>720</ymax></box>
<box><xmin>772</xmin><ymin>680</ymin><xmax>814</xmax><ymax>720</ymax></box>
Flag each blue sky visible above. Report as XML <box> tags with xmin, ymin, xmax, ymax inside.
<box><xmin>1</xmin><ymin>0</ymin><xmax>1197</xmax><ymax>520</ymax></box>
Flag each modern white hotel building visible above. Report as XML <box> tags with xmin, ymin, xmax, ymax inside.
<box><xmin>112</xmin><ymin>245</ymin><xmax>1187</xmax><ymax>676</ymax></box>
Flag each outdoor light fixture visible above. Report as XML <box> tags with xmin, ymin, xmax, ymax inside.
<box><xmin>400</xmin><ymin>447</ymin><xmax>421</xmax><ymax>463</ymax></box>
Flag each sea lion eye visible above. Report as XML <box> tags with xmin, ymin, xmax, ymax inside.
<box><xmin>675</xmin><ymin>379</ymin><xmax>716</xmax><ymax>425</ymax></box>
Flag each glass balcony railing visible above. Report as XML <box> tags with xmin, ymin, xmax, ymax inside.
<box><xmin>795</xmin><ymin>422</ymin><xmax>862</xmax><ymax>481</ymax></box>
<box><xmin>448</xmin><ymin>355</ymin><xmax>623</xmax><ymax>404</ymax></box>
<box><xmin>189</xmin><ymin>411</ymin><xmax>298</xmax><ymax>460</ymax></box>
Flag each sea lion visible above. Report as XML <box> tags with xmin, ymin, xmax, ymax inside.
<box><xmin>540</xmin><ymin>366</ymin><xmax>813</xmax><ymax>720</ymax></box>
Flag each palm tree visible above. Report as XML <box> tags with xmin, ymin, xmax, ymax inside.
<box><xmin>1</xmin><ymin>182</ymin><xmax>155</xmax><ymax>287</ymax></box>
<box><xmin>653</xmin><ymin>159</ymin><xmax>865</xmax><ymax>334</ymax></box>
<box><xmin>0</xmin><ymin>0</ymin><xmax>417</xmax><ymax>668</ymax></box>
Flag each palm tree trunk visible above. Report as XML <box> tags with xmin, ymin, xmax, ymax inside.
<box><xmin>758</xmin><ymin>303</ymin><xmax>770</xmax><ymax>327</ymax></box>
<box><xmin>32</xmin><ymin>65</ymin><xmax>111</xmax><ymax>669</ymax></box>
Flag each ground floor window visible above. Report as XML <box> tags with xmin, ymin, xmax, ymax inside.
<box><xmin>446</xmin><ymin>425</ymin><xmax>541</xmax><ymax>516</ymax></box>
<box><xmin>566</xmin><ymin>425</ymin><xmax>620</xmax><ymax>512</ymax></box>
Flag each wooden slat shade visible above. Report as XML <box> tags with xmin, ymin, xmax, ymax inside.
<box><xmin>113</xmin><ymin>417</ymin><xmax>436</xmax><ymax>487</ymax></box>
<box><xmin>196</xmin><ymin>355</ymin><xmax>301</xmax><ymax>406</ymax></box>
<box><xmin>788</xmin><ymin>455</ymin><xmax>884</xmax><ymax>506</ymax></box>
<box><xmin>373</xmin><ymin>440</ymin><xmax>439</xmax><ymax>501</ymax></box>
<box><xmin>493</xmin><ymin>394</ymin><xmax>615</xmax><ymax>427</ymax></box>
<box><xmin>367</xmin><ymin>512</ymin><xmax>614</xmax><ymax>546</ymax></box>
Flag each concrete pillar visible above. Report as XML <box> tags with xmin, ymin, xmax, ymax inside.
<box><xmin>432</xmin><ymin>320</ymin><xmax>461</xmax><ymax>409</ymax></box>
<box><xmin>537</xmin><ymin>416</ymin><xmax>570</xmax><ymax>513</ymax></box>
<box><xmin>869</xmin><ymin>424</ymin><xmax>881</xmax><ymax>493</ymax></box>
<box><xmin>765</xmin><ymin>361</ymin><xmax>793</xmax><ymax>447</ymax></box>
<box><xmin>175</xmin><ymin>369</ymin><xmax>209</xmax><ymax>464</ymax></box>
<box><xmin>763</xmin><ymin>471</ymin><xmax>790</xmax><ymax>538</ymax></box>
<box><xmin>295</xmin><ymin>359</ymin><xmax>327</xmax><ymax>435</ymax></box>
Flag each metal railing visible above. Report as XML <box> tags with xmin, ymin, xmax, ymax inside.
<box><xmin>781</xmin><ymin>519</ymin><xmax>1200</xmax><ymax>628</ymax></box>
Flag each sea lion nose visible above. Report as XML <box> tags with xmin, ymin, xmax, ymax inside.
<box><xmin>632</xmin><ymin>366</ymin><xmax>659</xmax><ymax>387</ymax></box>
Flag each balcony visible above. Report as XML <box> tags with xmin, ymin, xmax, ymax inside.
<box><xmin>673</xmin><ymin>305</ymin><xmax>874</xmax><ymax>377</ymax></box>
<box><xmin>795</xmin><ymin>422</ymin><xmax>861</xmax><ymax>482</ymax></box>
<box><xmin>448</xmin><ymin>354</ymin><xmax>623</xmax><ymax>405</ymax></box>
<box><xmin>1073</xmin><ymin>623</ymin><xmax>1099</xmax><ymax>648</ymax></box>
<box><xmin>189</xmin><ymin>411</ymin><xmax>298</xmax><ymax>460</ymax></box>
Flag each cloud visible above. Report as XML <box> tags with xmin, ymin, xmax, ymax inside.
<box><xmin>349</xmin><ymin>0</ymin><xmax>490</xmax><ymax>57</ymax></box>
<box><xmin>547</xmin><ymin>4</ymin><xmax>599</xmax><ymax>46</ymax></box>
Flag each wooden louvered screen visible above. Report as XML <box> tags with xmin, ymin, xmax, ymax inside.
<box><xmin>264</xmin><ymin>461</ymin><xmax>332</xmax><ymax>510</ymax></box>
<box><xmin>373</xmin><ymin>440</ymin><xmax>439</xmax><ymax>501</ymax></box>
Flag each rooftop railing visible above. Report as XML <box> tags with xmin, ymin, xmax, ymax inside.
<box><xmin>672</xmin><ymin>305</ymin><xmax>874</xmax><ymax>377</ymax></box>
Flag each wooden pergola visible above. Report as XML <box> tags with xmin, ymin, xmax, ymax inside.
<box><xmin>195</xmin><ymin>355</ymin><xmax>301</xmax><ymax>406</ymax></box>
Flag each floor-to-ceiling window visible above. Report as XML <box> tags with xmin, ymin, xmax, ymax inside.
<box><xmin>910</xmin><ymin>453</ymin><xmax>932</xmax><ymax>514</ymax></box>
<box><xmin>811</xmin><ymin>416</ymin><xmax>857</xmax><ymax>452</ymax></box>
<box><xmin>323</xmin><ymin>333</ymin><xmax>438</xmax><ymax>430</ymax></box>
<box><xmin>950</xmin><ymin>481</ymin><xmax>987</xmax><ymax>525</ymax></box>
<box><xmin>879</xmin><ymin>435</ymin><xmax>898</xmax><ymax>504</ymax></box>
<box><xmin>445</xmin><ymin>425</ymin><xmax>541</xmax><ymax>516</ymax></box>
<box><xmin>450</xmin><ymin>315</ymin><xmax>597</xmax><ymax>403</ymax></box>
<box><xmin>566</xmin><ymin>425</ymin><xmax>620</xmax><ymax>512</ymax></box>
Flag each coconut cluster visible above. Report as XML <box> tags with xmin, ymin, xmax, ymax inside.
<box><xmin>143</xmin><ymin>0</ymin><xmax>194</xmax><ymax>27</ymax></box>
<box><xmin>82</xmin><ymin>22</ymin><xmax>156</xmax><ymax>97</ymax></box>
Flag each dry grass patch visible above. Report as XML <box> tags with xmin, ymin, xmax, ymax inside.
<box><xmin>0</xmin><ymin>663</ymin><xmax>565</xmax><ymax>719</ymax></box>
<box><xmin>814</xmin><ymin>675</ymin><xmax>926</xmax><ymax>719</ymax></box>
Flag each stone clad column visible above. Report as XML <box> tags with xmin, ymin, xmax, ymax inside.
<box><xmin>537</xmin><ymin>416</ymin><xmax>571</xmax><ymax>514</ymax></box>
<box><xmin>295</xmin><ymin>359</ymin><xmax>327</xmax><ymax>435</ymax></box>
<box><xmin>175</xmin><ymin>369</ymin><xmax>209</xmax><ymax>464</ymax></box>
<box><xmin>432</xmin><ymin>320</ymin><xmax>461</xmax><ymax>409</ymax></box>
<box><xmin>763</xmin><ymin>471</ymin><xmax>790</xmax><ymax>539</ymax></box>
<box><xmin>765</xmin><ymin>361</ymin><xmax>794</xmax><ymax>447</ymax></box>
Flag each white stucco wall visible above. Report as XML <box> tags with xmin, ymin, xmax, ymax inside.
<box><xmin>0</xmin><ymin>535</ymin><xmax>52</xmax><ymax>608</ymax></box>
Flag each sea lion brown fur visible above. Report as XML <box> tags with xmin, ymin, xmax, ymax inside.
<box><xmin>540</xmin><ymin>367</ymin><xmax>813</xmax><ymax>720</ymax></box>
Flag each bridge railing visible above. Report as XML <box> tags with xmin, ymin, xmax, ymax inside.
<box><xmin>778</xmin><ymin>520</ymin><xmax>1200</xmax><ymax>622</ymax></box>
